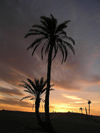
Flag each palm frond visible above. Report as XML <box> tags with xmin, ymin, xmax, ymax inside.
<box><xmin>62</xmin><ymin>44</ymin><xmax>68</xmax><ymax>62</ymax></box>
<box><xmin>45</xmin><ymin>42</ymin><xmax>50</xmax><ymax>56</ymax></box>
<box><xmin>31</xmin><ymin>41</ymin><xmax>41</xmax><ymax>56</ymax></box>
<box><xmin>41</xmin><ymin>43</ymin><xmax>47</xmax><ymax>60</ymax></box>
<box><xmin>19</xmin><ymin>84</ymin><xmax>26</xmax><ymax>88</ymax></box>
<box><xmin>41</xmin><ymin>16</ymin><xmax>52</xmax><ymax>26</ymax></box>
<box><xmin>57</xmin><ymin>30</ymin><xmax>67</xmax><ymax>36</ymax></box>
<box><xmin>25</xmin><ymin>32</ymin><xmax>46</xmax><ymax>37</ymax></box>
<box><xmin>25</xmin><ymin>33</ymin><xmax>36</xmax><ymax>38</ymax></box>
<box><xmin>23</xmin><ymin>90</ymin><xmax>36</xmax><ymax>96</ymax></box>
<box><xmin>40</xmin><ymin>77</ymin><xmax>43</xmax><ymax>86</ymax></box>
<box><xmin>20</xmin><ymin>95</ymin><xmax>32</xmax><ymax>101</ymax></box>
<box><xmin>29</xmin><ymin>29</ymin><xmax>48</xmax><ymax>37</ymax></box>
<box><xmin>58</xmin><ymin>43</ymin><xmax>65</xmax><ymax>64</ymax></box>
<box><xmin>40</xmin><ymin>88</ymin><xmax>46</xmax><ymax>94</ymax></box>
<box><xmin>27</xmin><ymin>37</ymin><xmax>45</xmax><ymax>50</ymax></box>
<box><xmin>24</xmin><ymin>90</ymin><xmax>31</xmax><ymax>93</ymax></box>
<box><xmin>32</xmin><ymin>25</ymin><xmax>47</xmax><ymax>33</ymax></box>
<box><xmin>20</xmin><ymin>81</ymin><xmax>35</xmax><ymax>94</ymax></box>
<box><xmin>40</xmin><ymin>91</ymin><xmax>46</xmax><ymax>97</ymax></box>
<box><xmin>64</xmin><ymin>41</ymin><xmax>75</xmax><ymax>55</ymax></box>
<box><xmin>39</xmin><ymin>77</ymin><xmax>47</xmax><ymax>90</ymax></box>
<box><xmin>41</xmin><ymin>15</ymin><xmax>57</xmax><ymax>34</ymax></box>
<box><xmin>30</xmin><ymin>97</ymin><xmax>35</xmax><ymax>100</ymax></box>
<box><xmin>34</xmin><ymin>78</ymin><xmax>39</xmax><ymax>91</ymax></box>
<box><xmin>27</xmin><ymin>79</ymin><xmax>37</xmax><ymax>92</ymax></box>
<box><xmin>56</xmin><ymin>20</ymin><xmax>70</xmax><ymax>33</ymax></box>
<box><xmin>50</xmin><ymin>14</ymin><xmax>57</xmax><ymax>33</ymax></box>
<box><xmin>29</xmin><ymin>29</ymin><xmax>41</xmax><ymax>32</ymax></box>
<box><xmin>40</xmin><ymin>20</ymin><xmax>48</xmax><ymax>29</ymax></box>
<box><xmin>41</xmin><ymin>79</ymin><xmax>47</xmax><ymax>89</ymax></box>
<box><xmin>66</xmin><ymin>36</ymin><xmax>75</xmax><ymax>45</ymax></box>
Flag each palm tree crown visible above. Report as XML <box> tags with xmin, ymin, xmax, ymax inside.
<box><xmin>20</xmin><ymin>77</ymin><xmax>47</xmax><ymax>103</ymax></box>
<box><xmin>88</xmin><ymin>100</ymin><xmax>91</xmax><ymax>105</ymax></box>
<box><xmin>25</xmin><ymin>14</ymin><xmax>75</xmax><ymax>63</ymax></box>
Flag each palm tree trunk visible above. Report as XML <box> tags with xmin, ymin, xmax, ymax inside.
<box><xmin>89</xmin><ymin>104</ymin><xmax>90</xmax><ymax>116</ymax></box>
<box><xmin>35</xmin><ymin>94</ymin><xmax>45</xmax><ymax>127</ymax></box>
<box><xmin>45</xmin><ymin>45</ymin><xmax>54</xmax><ymax>131</ymax></box>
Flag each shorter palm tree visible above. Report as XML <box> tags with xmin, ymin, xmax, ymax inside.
<box><xmin>85</xmin><ymin>107</ymin><xmax>88</xmax><ymax>120</ymax></box>
<box><xmin>79</xmin><ymin>107</ymin><xmax>83</xmax><ymax>114</ymax></box>
<box><xmin>85</xmin><ymin>107</ymin><xmax>87</xmax><ymax>115</ymax></box>
<box><xmin>88</xmin><ymin>100</ymin><xmax>91</xmax><ymax>116</ymax></box>
<box><xmin>20</xmin><ymin>77</ymin><xmax>47</xmax><ymax>127</ymax></box>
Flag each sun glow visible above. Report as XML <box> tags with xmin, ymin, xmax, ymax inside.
<box><xmin>50</xmin><ymin>103</ymin><xmax>77</xmax><ymax>113</ymax></box>
<box><xmin>55</xmin><ymin>108</ymin><xmax>67</xmax><ymax>112</ymax></box>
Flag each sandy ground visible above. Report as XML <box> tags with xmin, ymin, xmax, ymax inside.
<box><xmin>0</xmin><ymin>110</ymin><xmax>100</xmax><ymax>133</ymax></box>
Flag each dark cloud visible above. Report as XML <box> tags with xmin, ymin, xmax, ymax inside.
<box><xmin>83</xmin><ymin>74</ymin><xmax>100</xmax><ymax>84</ymax></box>
<box><xmin>0</xmin><ymin>87</ymin><xmax>24</xmax><ymax>96</ymax></box>
<box><xmin>0</xmin><ymin>97</ymin><xmax>32</xmax><ymax>108</ymax></box>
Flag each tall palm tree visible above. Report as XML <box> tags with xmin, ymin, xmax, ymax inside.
<box><xmin>88</xmin><ymin>100</ymin><xmax>91</xmax><ymax>116</ymax></box>
<box><xmin>20</xmin><ymin>77</ymin><xmax>47</xmax><ymax>127</ymax></box>
<box><xmin>25</xmin><ymin>14</ymin><xmax>75</xmax><ymax>131</ymax></box>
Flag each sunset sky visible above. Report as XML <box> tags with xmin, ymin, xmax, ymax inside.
<box><xmin>0</xmin><ymin>0</ymin><xmax>100</xmax><ymax>116</ymax></box>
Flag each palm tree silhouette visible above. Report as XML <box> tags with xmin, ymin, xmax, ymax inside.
<box><xmin>25</xmin><ymin>14</ymin><xmax>75</xmax><ymax>131</ymax></box>
<box><xmin>85</xmin><ymin>107</ymin><xmax>87</xmax><ymax>115</ymax></box>
<box><xmin>85</xmin><ymin>107</ymin><xmax>88</xmax><ymax>120</ymax></box>
<box><xmin>79</xmin><ymin>107</ymin><xmax>83</xmax><ymax>114</ymax></box>
<box><xmin>20</xmin><ymin>77</ymin><xmax>47</xmax><ymax>127</ymax></box>
<box><xmin>88</xmin><ymin>100</ymin><xmax>91</xmax><ymax>116</ymax></box>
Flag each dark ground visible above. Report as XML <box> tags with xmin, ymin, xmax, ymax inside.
<box><xmin>0</xmin><ymin>110</ymin><xmax>100</xmax><ymax>133</ymax></box>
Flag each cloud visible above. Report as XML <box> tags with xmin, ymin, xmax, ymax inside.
<box><xmin>61</xmin><ymin>94</ymin><xmax>87</xmax><ymax>105</ymax></box>
<box><xmin>74</xmin><ymin>101</ymin><xmax>86</xmax><ymax>104</ymax></box>
<box><xmin>0</xmin><ymin>80</ymin><xmax>24</xmax><ymax>96</ymax></box>
<box><xmin>0</xmin><ymin>94</ymin><xmax>5</xmax><ymax>99</ymax></box>
<box><xmin>0</xmin><ymin>87</ymin><xmax>23</xmax><ymax>96</ymax></box>
<box><xmin>0</xmin><ymin>96</ymin><xmax>32</xmax><ymax>108</ymax></box>
<box><xmin>62</xmin><ymin>94</ymin><xmax>82</xmax><ymax>100</ymax></box>
<box><xmin>83</xmin><ymin>75</ymin><xmax>100</xmax><ymax>85</ymax></box>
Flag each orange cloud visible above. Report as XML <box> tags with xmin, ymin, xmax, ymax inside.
<box><xmin>62</xmin><ymin>94</ymin><xmax>82</xmax><ymax>101</ymax></box>
<box><xmin>0</xmin><ymin>80</ymin><xmax>24</xmax><ymax>96</ymax></box>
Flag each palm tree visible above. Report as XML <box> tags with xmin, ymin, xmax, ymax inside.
<box><xmin>79</xmin><ymin>107</ymin><xmax>83</xmax><ymax>114</ymax></box>
<box><xmin>20</xmin><ymin>77</ymin><xmax>47</xmax><ymax>127</ymax></box>
<box><xmin>85</xmin><ymin>107</ymin><xmax>88</xmax><ymax>120</ymax></box>
<box><xmin>25</xmin><ymin>14</ymin><xmax>75</xmax><ymax>131</ymax></box>
<box><xmin>85</xmin><ymin>107</ymin><xmax>87</xmax><ymax>115</ymax></box>
<box><xmin>88</xmin><ymin>100</ymin><xmax>91</xmax><ymax>116</ymax></box>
